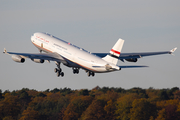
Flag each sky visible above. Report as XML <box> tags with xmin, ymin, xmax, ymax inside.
<box><xmin>0</xmin><ymin>0</ymin><xmax>180</xmax><ymax>92</ymax></box>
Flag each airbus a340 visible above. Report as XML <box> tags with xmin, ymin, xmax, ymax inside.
<box><xmin>3</xmin><ymin>32</ymin><xmax>177</xmax><ymax>77</ymax></box>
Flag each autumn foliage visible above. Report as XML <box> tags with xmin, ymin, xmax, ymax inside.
<box><xmin>0</xmin><ymin>87</ymin><xmax>180</xmax><ymax>120</ymax></box>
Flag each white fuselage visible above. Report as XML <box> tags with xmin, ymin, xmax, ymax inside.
<box><xmin>30</xmin><ymin>32</ymin><xmax>119</xmax><ymax>73</ymax></box>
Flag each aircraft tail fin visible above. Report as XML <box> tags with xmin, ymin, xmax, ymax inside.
<box><xmin>102</xmin><ymin>39</ymin><xmax>124</xmax><ymax>65</ymax></box>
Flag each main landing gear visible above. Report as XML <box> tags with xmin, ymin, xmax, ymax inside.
<box><xmin>87</xmin><ymin>71</ymin><xmax>95</xmax><ymax>77</ymax></box>
<box><xmin>54</xmin><ymin>62</ymin><xmax>64</xmax><ymax>77</ymax></box>
<box><xmin>73</xmin><ymin>67</ymin><xmax>79</xmax><ymax>74</ymax></box>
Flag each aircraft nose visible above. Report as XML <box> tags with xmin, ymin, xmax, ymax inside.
<box><xmin>31</xmin><ymin>35</ymin><xmax>35</xmax><ymax>43</ymax></box>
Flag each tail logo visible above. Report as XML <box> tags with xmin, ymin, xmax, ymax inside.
<box><xmin>111</xmin><ymin>49</ymin><xmax>120</xmax><ymax>55</ymax></box>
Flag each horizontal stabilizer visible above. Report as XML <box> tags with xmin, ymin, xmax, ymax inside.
<box><xmin>119</xmin><ymin>65</ymin><xmax>148</xmax><ymax>69</ymax></box>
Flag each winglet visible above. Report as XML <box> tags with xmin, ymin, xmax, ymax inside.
<box><xmin>170</xmin><ymin>47</ymin><xmax>177</xmax><ymax>54</ymax></box>
<box><xmin>3</xmin><ymin>48</ymin><xmax>7</xmax><ymax>54</ymax></box>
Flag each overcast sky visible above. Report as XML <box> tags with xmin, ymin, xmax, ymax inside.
<box><xmin>0</xmin><ymin>0</ymin><xmax>179</xmax><ymax>92</ymax></box>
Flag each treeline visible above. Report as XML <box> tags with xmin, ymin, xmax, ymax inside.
<box><xmin>0</xmin><ymin>86</ymin><xmax>180</xmax><ymax>120</ymax></box>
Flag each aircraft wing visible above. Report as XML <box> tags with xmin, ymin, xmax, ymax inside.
<box><xmin>3</xmin><ymin>48</ymin><xmax>67</xmax><ymax>64</ymax></box>
<box><xmin>93</xmin><ymin>47</ymin><xmax>177</xmax><ymax>60</ymax></box>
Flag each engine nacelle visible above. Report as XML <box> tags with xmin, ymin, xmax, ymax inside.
<box><xmin>125</xmin><ymin>58</ymin><xmax>138</xmax><ymax>62</ymax></box>
<box><xmin>31</xmin><ymin>59</ymin><xmax>44</xmax><ymax>63</ymax></box>
<box><xmin>12</xmin><ymin>55</ymin><xmax>25</xmax><ymax>63</ymax></box>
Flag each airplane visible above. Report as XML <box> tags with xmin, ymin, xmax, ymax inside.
<box><xmin>3</xmin><ymin>32</ymin><xmax>177</xmax><ymax>77</ymax></box>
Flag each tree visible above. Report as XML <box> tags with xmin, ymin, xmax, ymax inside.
<box><xmin>156</xmin><ymin>105</ymin><xmax>180</xmax><ymax>120</ymax></box>
<box><xmin>156</xmin><ymin>99</ymin><xmax>180</xmax><ymax>120</ymax></box>
<box><xmin>59</xmin><ymin>87</ymin><xmax>72</xmax><ymax>96</ymax></box>
<box><xmin>158</xmin><ymin>90</ymin><xmax>169</xmax><ymax>100</ymax></box>
<box><xmin>78</xmin><ymin>89</ymin><xmax>89</xmax><ymax>96</ymax></box>
<box><xmin>116</xmin><ymin>93</ymin><xmax>140</xmax><ymax>120</ymax></box>
<box><xmin>80</xmin><ymin>99</ymin><xmax>106</xmax><ymax>120</ymax></box>
<box><xmin>174</xmin><ymin>90</ymin><xmax>180</xmax><ymax>100</ymax></box>
<box><xmin>0</xmin><ymin>95</ymin><xmax>22</xmax><ymax>120</ymax></box>
<box><xmin>128</xmin><ymin>87</ymin><xmax>148</xmax><ymax>98</ymax></box>
<box><xmin>99</xmin><ymin>87</ymin><xmax>110</xmax><ymax>93</ymax></box>
<box><xmin>104</xmin><ymin>99</ymin><xmax>116</xmax><ymax>120</ymax></box>
<box><xmin>63</xmin><ymin>96</ymin><xmax>93</xmax><ymax>120</ymax></box>
<box><xmin>130</xmin><ymin>98</ymin><xmax>157</xmax><ymax>120</ymax></box>
<box><xmin>165</xmin><ymin>104</ymin><xmax>179</xmax><ymax>120</ymax></box>
<box><xmin>155</xmin><ymin>108</ymin><xmax>166</xmax><ymax>120</ymax></box>
<box><xmin>19</xmin><ymin>107</ymin><xmax>39</xmax><ymax>120</ymax></box>
<box><xmin>51</xmin><ymin>88</ymin><xmax>60</xmax><ymax>93</ymax></box>
<box><xmin>19</xmin><ymin>91</ymin><xmax>29</xmax><ymax>99</ymax></box>
<box><xmin>3</xmin><ymin>116</ymin><xmax>14</xmax><ymax>120</ymax></box>
<box><xmin>0</xmin><ymin>89</ymin><xmax>4</xmax><ymax>99</ymax></box>
<box><xmin>36</xmin><ymin>92</ymin><xmax>47</xmax><ymax>97</ymax></box>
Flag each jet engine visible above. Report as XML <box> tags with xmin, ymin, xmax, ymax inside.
<box><xmin>31</xmin><ymin>59</ymin><xmax>44</xmax><ymax>63</ymax></box>
<box><xmin>125</xmin><ymin>58</ymin><xmax>138</xmax><ymax>62</ymax></box>
<box><xmin>12</xmin><ymin>55</ymin><xmax>25</xmax><ymax>63</ymax></box>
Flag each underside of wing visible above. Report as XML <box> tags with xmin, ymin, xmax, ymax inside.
<box><xmin>4</xmin><ymin>50</ymin><xmax>67</xmax><ymax>64</ymax></box>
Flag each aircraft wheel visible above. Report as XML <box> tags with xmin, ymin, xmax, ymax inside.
<box><xmin>87</xmin><ymin>72</ymin><xmax>90</xmax><ymax>77</ymax></box>
<box><xmin>92</xmin><ymin>72</ymin><xmax>95</xmax><ymax>77</ymax></box>
<box><xmin>57</xmin><ymin>71</ymin><xmax>60</xmax><ymax>77</ymax></box>
<box><xmin>61</xmin><ymin>72</ymin><xmax>64</xmax><ymax>77</ymax></box>
<box><xmin>76</xmin><ymin>70</ymin><xmax>79</xmax><ymax>74</ymax></box>
<box><xmin>54</xmin><ymin>68</ymin><xmax>58</xmax><ymax>73</ymax></box>
<box><xmin>73</xmin><ymin>69</ymin><xmax>79</xmax><ymax>74</ymax></box>
<box><xmin>55</xmin><ymin>68</ymin><xmax>62</xmax><ymax>73</ymax></box>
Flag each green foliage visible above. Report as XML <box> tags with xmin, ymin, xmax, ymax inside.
<box><xmin>59</xmin><ymin>87</ymin><xmax>72</xmax><ymax>96</ymax></box>
<box><xmin>167</xmin><ymin>87</ymin><xmax>179</xmax><ymax>99</ymax></box>
<box><xmin>50</xmin><ymin>88</ymin><xmax>60</xmax><ymax>93</ymax></box>
<box><xmin>44</xmin><ymin>89</ymin><xmax>49</xmax><ymax>92</ymax></box>
<box><xmin>11</xmin><ymin>90</ymin><xmax>17</xmax><ymax>96</ymax></box>
<box><xmin>113</xmin><ymin>87</ymin><xmax>126</xmax><ymax>93</ymax></box>
<box><xmin>158</xmin><ymin>89</ymin><xmax>169</xmax><ymax>100</ymax></box>
<box><xmin>36</xmin><ymin>92</ymin><xmax>47</xmax><ymax>97</ymax></box>
<box><xmin>78</xmin><ymin>89</ymin><xmax>89</xmax><ymax>96</ymax></box>
<box><xmin>99</xmin><ymin>86</ymin><xmax>110</xmax><ymax>93</ymax></box>
<box><xmin>128</xmin><ymin>87</ymin><xmax>148</xmax><ymax>98</ymax></box>
<box><xmin>0</xmin><ymin>90</ymin><xmax>4</xmax><ymax>99</ymax></box>
<box><xmin>3</xmin><ymin>90</ymin><xmax>10</xmax><ymax>95</ymax></box>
